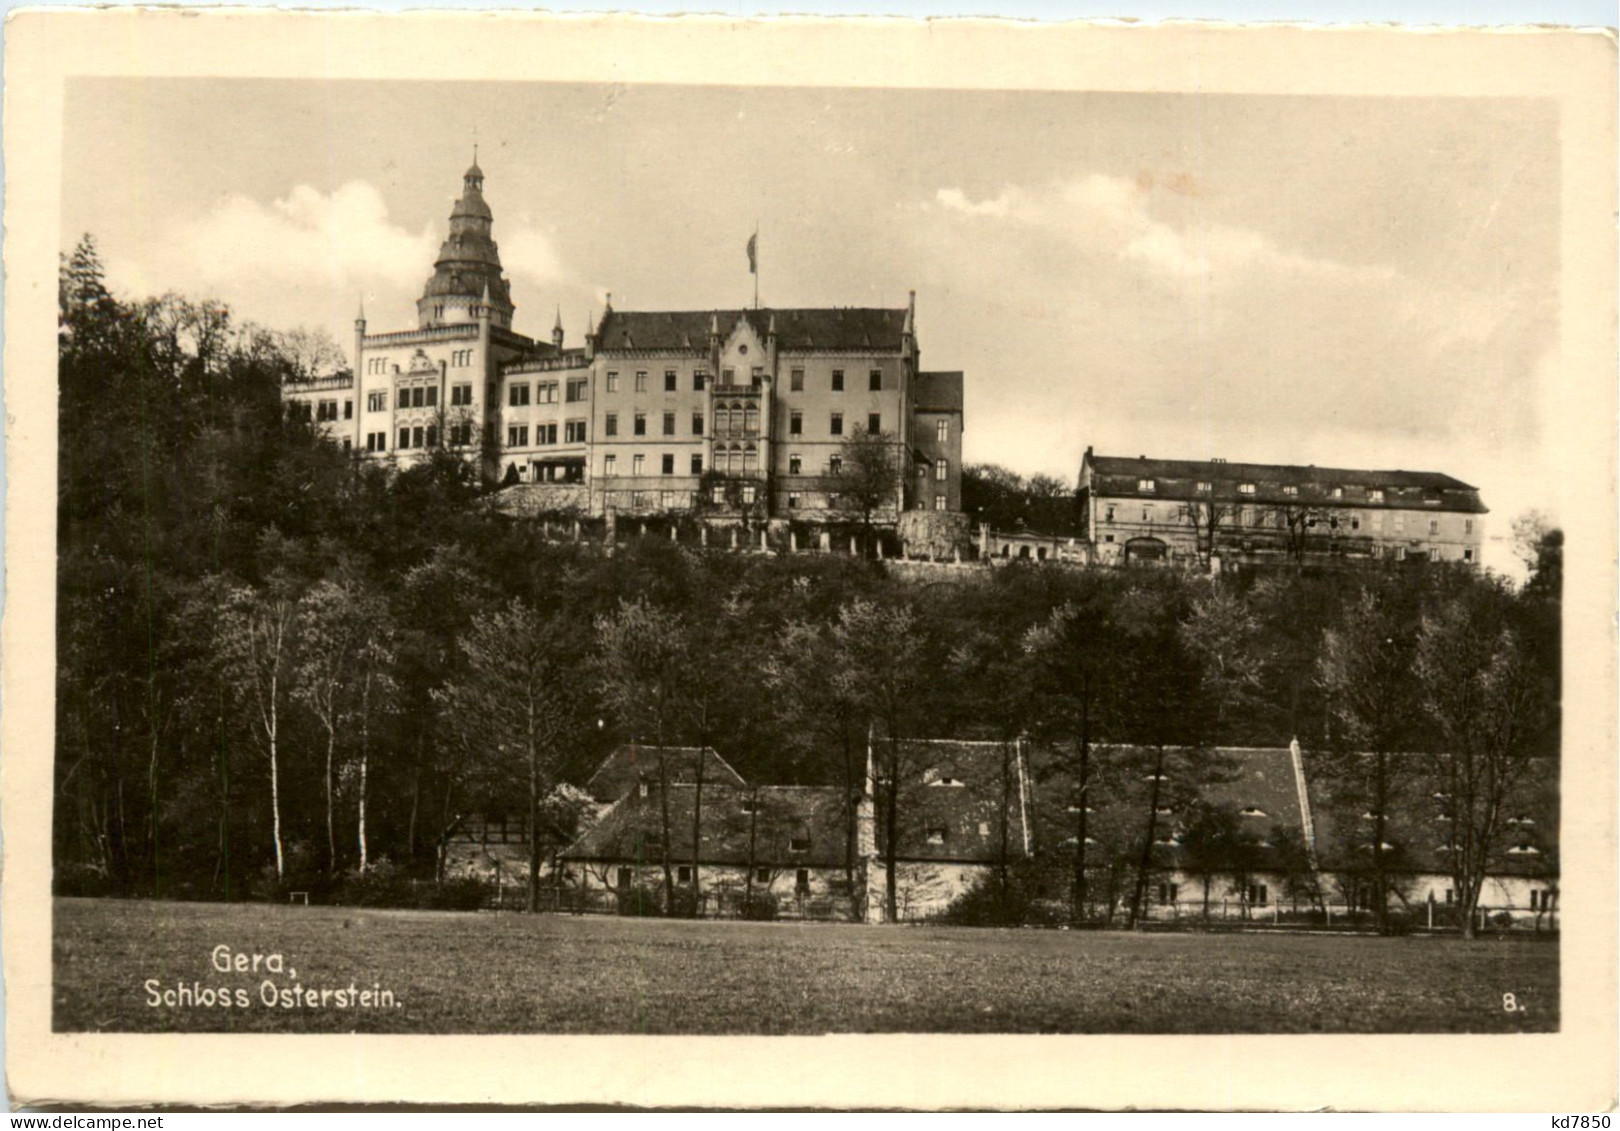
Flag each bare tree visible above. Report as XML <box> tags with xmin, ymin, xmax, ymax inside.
<box><xmin>1179</xmin><ymin>582</ymin><xmax>1266</xmax><ymax>748</ymax></box>
<box><xmin>1415</xmin><ymin>580</ymin><xmax>1545</xmax><ymax>938</ymax></box>
<box><xmin>273</xmin><ymin>326</ymin><xmax>348</xmax><ymax>384</ymax></box>
<box><xmin>835</xmin><ymin>429</ymin><xmax>903</xmax><ymax>557</ymax></box>
<box><xmin>594</xmin><ymin>597</ymin><xmax>689</xmax><ymax>914</ymax></box>
<box><xmin>763</xmin><ymin>619</ymin><xmax>869</xmax><ymax>907</ymax></box>
<box><xmin>438</xmin><ymin>599</ymin><xmax>581</xmax><ymax>912</ymax></box>
<box><xmin>1182</xmin><ymin>497</ymin><xmax>1236</xmax><ymax>568</ymax></box>
<box><xmin>1023</xmin><ymin>593</ymin><xmax>1110</xmax><ymax>923</ymax></box>
<box><xmin>293</xmin><ymin>578</ymin><xmax>363</xmax><ymax>874</ymax></box>
<box><xmin>214</xmin><ymin>574</ymin><xmax>301</xmax><ymax>880</ymax></box>
<box><xmin>829</xmin><ymin>599</ymin><xmax>925</xmax><ymax>922</ymax></box>
<box><xmin>1315</xmin><ymin>586</ymin><xmax>1421</xmax><ymax>932</ymax></box>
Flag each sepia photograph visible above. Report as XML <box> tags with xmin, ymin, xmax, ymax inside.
<box><xmin>4</xmin><ymin>10</ymin><xmax>1615</xmax><ymax>1111</ymax></box>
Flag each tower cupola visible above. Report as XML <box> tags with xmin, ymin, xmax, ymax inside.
<box><xmin>417</xmin><ymin>154</ymin><xmax>515</xmax><ymax>331</ymax></box>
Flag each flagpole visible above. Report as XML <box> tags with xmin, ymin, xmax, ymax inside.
<box><xmin>753</xmin><ymin>222</ymin><xmax>760</xmax><ymax>310</ymax></box>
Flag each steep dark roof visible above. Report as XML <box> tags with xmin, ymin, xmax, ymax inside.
<box><xmin>1028</xmin><ymin>745</ymin><xmax>1308</xmax><ymax>859</ymax></box>
<box><xmin>1085</xmin><ymin>453</ymin><xmax>1486</xmax><ymax>514</ymax></box>
<box><xmin>914</xmin><ymin>371</ymin><xmax>964</xmax><ymax>413</ymax></box>
<box><xmin>1304</xmin><ymin>752</ymin><xmax>1558</xmax><ymax>877</ymax></box>
<box><xmin>581</xmin><ymin>744</ymin><xmax>746</xmax><ymax>804</ymax></box>
<box><xmin>1026</xmin><ymin>742</ymin><xmax>1556</xmax><ymax>880</ymax></box>
<box><xmin>560</xmin><ymin>784</ymin><xmax>854</xmax><ymax>870</ymax></box>
<box><xmin>595</xmin><ymin>308</ymin><xmax>908</xmax><ymax>353</ymax></box>
<box><xmin>881</xmin><ymin>740</ymin><xmax>1033</xmax><ymax>863</ymax></box>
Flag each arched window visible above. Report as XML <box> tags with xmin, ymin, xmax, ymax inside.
<box><xmin>744</xmin><ymin>406</ymin><xmax>759</xmax><ymax>434</ymax></box>
<box><xmin>743</xmin><ymin>445</ymin><xmax>758</xmax><ymax>474</ymax></box>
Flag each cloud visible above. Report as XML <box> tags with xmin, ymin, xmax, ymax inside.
<box><xmin>108</xmin><ymin>182</ymin><xmax>438</xmax><ymax>300</ymax></box>
<box><xmin>912</xmin><ymin>173</ymin><xmax>1552</xmax><ymax>494</ymax></box>
<box><xmin>935</xmin><ymin>175</ymin><xmax>1399</xmax><ymax>290</ymax></box>
<box><xmin>103</xmin><ymin>181</ymin><xmax>580</xmax><ymax>348</ymax></box>
<box><xmin>500</xmin><ymin>220</ymin><xmax>572</xmax><ymax>290</ymax></box>
<box><xmin>935</xmin><ymin>187</ymin><xmax>1014</xmax><ymax>218</ymax></box>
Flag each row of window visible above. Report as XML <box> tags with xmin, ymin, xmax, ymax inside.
<box><xmin>596</xmin><ymin>367</ymin><xmax>889</xmax><ymax>395</ymax></box>
<box><xmin>603</xmin><ymin>453</ymin><xmax>704</xmax><ymax>477</ymax></box>
<box><xmin>364</xmin><ymin>350</ymin><xmax>475</xmax><ymax>376</ymax></box>
<box><xmin>606</xmin><ymin>411</ymin><xmax>704</xmax><ymax>438</ymax></box>
<box><xmin>1105</xmin><ymin>502</ymin><xmax>1473</xmax><ymax>537</ymax></box>
<box><xmin>508</xmin><ymin>421</ymin><xmax>587</xmax><ymax>447</ymax></box>
<box><xmin>509</xmin><ymin>379</ymin><xmax>588</xmax><ymax>406</ymax></box>
<box><xmin>787</xmin><ymin>411</ymin><xmax>883</xmax><ymax>437</ymax></box>
<box><xmin>606</xmin><ymin>369</ymin><xmax>704</xmax><ymax>394</ymax></box>
<box><xmin>614</xmin><ymin>489</ymin><xmax>694</xmax><ymax>511</ymax></box>
<box><xmin>396</xmin><ymin>386</ymin><xmax>438</xmax><ymax>410</ymax></box>
<box><xmin>1137</xmin><ymin>477</ymin><xmax>1401</xmax><ymax>506</ymax></box>
<box><xmin>785</xmin><ymin>368</ymin><xmax>883</xmax><ymax>393</ymax></box>
<box><xmin>614</xmin><ymin>865</ymin><xmax>814</xmax><ymax>892</ymax></box>
<box><xmin>301</xmin><ymin>399</ymin><xmax>352</xmax><ymax>422</ymax></box>
<box><xmin>397</xmin><ymin>425</ymin><xmax>437</xmax><ymax>450</ymax></box>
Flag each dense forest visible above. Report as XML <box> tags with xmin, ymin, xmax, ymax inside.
<box><xmin>54</xmin><ymin>237</ymin><xmax>1561</xmax><ymax>929</ymax></box>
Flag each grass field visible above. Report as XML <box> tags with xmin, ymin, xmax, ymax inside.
<box><xmin>54</xmin><ymin>897</ymin><xmax>1558</xmax><ymax>1034</ymax></box>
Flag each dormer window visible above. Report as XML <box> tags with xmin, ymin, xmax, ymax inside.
<box><xmin>1332</xmin><ymin>486</ymin><xmax>1344</xmax><ymax>499</ymax></box>
<box><xmin>789</xmin><ymin>835</ymin><xmax>811</xmax><ymax>853</ymax></box>
<box><xmin>1370</xmin><ymin>489</ymin><xmax>1386</xmax><ymax>503</ymax></box>
<box><xmin>1238</xmin><ymin>483</ymin><xmax>1256</xmax><ymax>495</ymax></box>
<box><xmin>925</xmin><ymin>827</ymin><xmax>948</xmax><ymax>846</ymax></box>
<box><xmin>1507</xmin><ymin>815</ymin><xmax>1535</xmax><ymax>827</ymax></box>
<box><xmin>1282</xmin><ymin>485</ymin><xmax>1299</xmax><ymax>497</ymax></box>
<box><xmin>1507</xmin><ymin>844</ymin><xmax>1541</xmax><ymax>855</ymax></box>
<box><xmin>927</xmin><ymin>776</ymin><xmax>966</xmax><ymax>788</ymax></box>
<box><xmin>1137</xmin><ymin>478</ymin><xmax>1156</xmax><ymax>493</ymax></box>
<box><xmin>1240</xmin><ymin>807</ymin><xmax>1268</xmax><ymax>818</ymax></box>
<box><xmin>1195</xmin><ymin>481</ymin><xmax>1212</xmax><ymax>494</ymax></box>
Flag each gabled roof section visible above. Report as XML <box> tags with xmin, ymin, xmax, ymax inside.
<box><xmin>560</xmin><ymin>784</ymin><xmax>854</xmax><ymax>869</ymax></box>
<box><xmin>915</xmin><ymin>371</ymin><xmax>964</xmax><ymax>414</ymax></box>
<box><xmin>595</xmin><ymin>308</ymin><xmax>908</xmax><ymax>353</ymax></box>
<box><xmin>1084</xmin><ymin>453</ymin><xmax>1486</xmax><ymax>513</ymax></box>
<box><xmin>1025</xmin><ymin>742</ymin><xmax>1557</xmax><ymax>879</ymax></box>
<box><xmin>581</xmin><ymin>744</ymin><xmax>746</xmax><ymax>803</ymax></box>
<box><xmin>1304</xmin><ymin>751</ymin><xmax>1558</xmax><ymax>877</ymax></box>
<box><xmin>880</xmin><ymin>740</ymin><xmax>1033</xmax><ymax>863</ymax></box>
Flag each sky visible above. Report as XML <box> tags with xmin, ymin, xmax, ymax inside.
<box><xmin>63</xmin><ymin>79</ymin><xmax>1560</xmax><ymax>573</ymax></box>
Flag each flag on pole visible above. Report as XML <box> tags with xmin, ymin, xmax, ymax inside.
<box><xmin>746</xmin><ymin>231</ymin><xmax>758</xmax><ymax>275</ymax></box>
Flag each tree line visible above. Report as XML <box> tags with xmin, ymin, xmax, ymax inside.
<box><xmin>55</xmin><ymin>238</ymin><xmax>1561</xmax><ymax>938</ymax></box>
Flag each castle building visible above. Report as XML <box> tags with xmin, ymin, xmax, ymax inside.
<box><xmin>283</xmin><ymin>158</ymin><xmax>965</xmax><ymax>523</ymax></box>
<box><xmin>1078</xmin><ymin>449</ymin><xmax>1486</xmax><ymax>568</ymax></box>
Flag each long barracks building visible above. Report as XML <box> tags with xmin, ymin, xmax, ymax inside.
<box><xmin>284</xmin><ymin>158</ymin><xmax>965</xmax><ymax>522</ymax></box>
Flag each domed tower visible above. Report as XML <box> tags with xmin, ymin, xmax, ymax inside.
<box><xmin>417</xmin><ymin>156</ymin><xmax>516</xmax><ymax>331</ymax></box>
